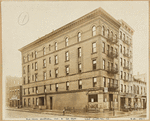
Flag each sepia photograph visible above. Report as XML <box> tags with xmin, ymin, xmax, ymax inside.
<box><xmin>1</xmin><ymin>1</ymin><xmax>149</xmax><ymax>120</ymax></box>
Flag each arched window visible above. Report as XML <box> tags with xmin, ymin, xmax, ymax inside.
<box><xmin>107</xmin><ymin>29</ymin><xmax>109</xmax><ymax>38</ymax></box>
<box><xmin>43</xmin><ymin>47</ymin><xmax>46</xmax><ymax>55</ymax></box>
<box><xmin>35</xmin><ymin>51</ymin><xmax>37</xmax><ymax>58</ymax></box>
<box><xmin>55</xmin><ymin>42</ymin><xmax>57</xmax><ymax>50</ymax></box>
<box><xmin>27</xmin><ymin>54</ymin><xmax>30</xmax><ymax>61</ymax></box>
<box><xmin>92</xmin><ymin>26</ymin><xmax>96</xmax><ymax>36</ymax></box>
<box><xmin>102</xmin><ymin>26</ymin><xmax>105</xmax><ymax>36</ymax></box>
<box><xmin>78</xmin><ymin>32</ymin><xmax>81</xmax><ymax>42</ymax></box>
<box><xmin>111</xmin><ymin>31</ymin><xmax>113</xmax><ymax>38</ymax></box>
<box><xmin>65</xmin><ymin>37</ymin><xmax>69</xmax><ymax>46</ymax></box>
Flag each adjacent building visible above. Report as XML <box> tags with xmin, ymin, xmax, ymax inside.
<box><xmin>19</xmin><ymin>7</ymin><xmax>139</xmax><ymax>111</ymax></box>
<box><xmin>9</xmin><ymin>86</ymin><xmax>22</xmax><ymax>107</ymax></box>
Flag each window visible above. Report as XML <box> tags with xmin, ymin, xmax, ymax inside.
<box><xmin>24</xmin><ymin>89</ymin><xmax>26</xmax><ymax>95</ymax></box>
<box><xmin>124</xmin><ymin>59</ymin><xmax>126</xmax><ymax>67</ymax></box>
<box><xmin>33</xmin><ymin>98</ymin><xmax>34</xmax><ymax>104</ymax></box>
<box><xmin>35</xmin><ymin>62</ymin><xmax>38</xmax><ymax>70</ymax></box>
<box><xmin>124</xmin><ymin>85</ymin><xmax>126</xmax><ymax>93</ymax></box>
<box><xmin>28</xmin><ymin>76</ymin><xmax>30</xmax><ymax>83</ymax></box>
<box><xmin>43</xmin><ymin>47</ymin><xmax>46</xmax><ymax>55</ymax></box>
<box><xmin>55</xmin><ymin>42</ymin><xmax>57</xmax><ymax>50</ymax></box>
<box><xmin>56</xmin><ymin>83</ymin><xmax>58</xmax><ymax>91</ymax></box>
<box><xmin>78</xmin><ymin>32</ymin><xmax>81</xmax><ymax>42</ymax></box>
<box><xmin>32</xmin><ymin>52</ymin><xmax>33</xmax><ymax>58</ymax></box>
<box><xmin>102</xmin><ymin>26</ymin><xmax>105</xmax><ymax>36</ymax></box>
<box><xmin>55</xmin><ymin>55</ymin><xmax>58</xmax><ymax>64</ymax></box>
<box><xmin>108</xmin><ymin>62</ymin><xmax>110</xmax><ymax>69</ymax></box>
<box><xmin>24</xmin><ymin>98</ymin><xmax>26</xmax><ymax>106</ymax></box>
<box><xmin>123</xmin><ymin>47</ymin><xmax>125</xmax><ymax>54</ymax></box>
<box><xmin>32</xmin><ymin>63</ymin><xmax>34</xmax><ymax>69</ymax></box>
<box><xmin>36</xmin><ymin>98</ymin><xmax>38</xmax><ymax>106</ymax></box>
<box><xmin>66</xmin><ymin>66</ymin><xmax>69</xmax><ymax>76</ymax></box>
<box><xmin>120</xmin><ymin>58</ymin><xmax>122</xmax><ymax>66</ymax></box>
<box><xmin>28</xmin><ymin>65</ymin><xmax>30</xmax><ymax>73</ymax></box>
<box><xmin>103</xmin><ymin>59</ymin><xmax>105</xmax><ymax>70</ymax></box>
<box><xmin>49</xmin><ymin>44</ymin><xmax>51</xmax><ymax>51</ymax></box>
<box><xmin>107</xmin><ymin>29</ymin><xmax>109</xmax><ymax>38</ymax></box>
<box><xmin>92</xmin><ymin>42</ymin><xmax>96</xmax><ymax>53</ymax></box>
<box><xmin>88</xmin><ymin>94</ymin><xmax>98</xmax><ymax>102</ymax></box>
<box><xmin>121</xmin><ymin>84</ymin><xmax>123</xmax><ymax>92</ymax></box>
<box><xmin>65</xmin><ymin>37</ymin><xmax>69</xmax><ymax>46</ymax></box>
<box><xmin>66</xmin><ymin>82</ymin><xmax>69</xmax><ymax>90</ymax></box>
<box><xmin>55</xmin><ymin>69</ymin><xmax>58</xmax><ymax>78</ymax></box>
<box><xmin>23</xmin><ymin>77</ymin><xmax>26</xmax><ymax>84</ymax></box>
<box><xmin>32</xmin><ymin>75</ymin><xmax>34</xmax><ymax>81</ymax></box>
<box><xmin>92</xmin><ymin>26</ymin><xmax>96</xmax><ymax>36</ymax></box>
<box><xmin>137</xmin><ymin>86</ymin><xmax>139</xmax><ymax>94</ymax></box>
<box><xmin>124</xmin><ymin>72</ymin><xmax>126</xmax><ymax>80</ymax></box>
<box><xmin>32</xmin><ymin>87</ymin><xmax>34</xmax><ymax>93</ymax></box>
<box><xmin>36</xmin><ymin>87</ymin><xmax>38</xmax><ymax>94</ymax></box>
<box><xmin>107</xmin><ymin>45</ymin><xmax>110</xmax><ymax>53</ymax></box>
<box><xmin>78</xmin><ymin>80</ymin><xmax>82</xmax><ymax>89</ymax></box>
<box><xmin>78</xmin><ymin>47</ymin><xmax>81</xmax><ymax>57</ymax></box>
<box><xmin>28</xmin><ymin>98</ymin><xmax>30</xmax><ymax>106</ymax></box>
<box><xmin>35</xmin><ymin>73</ymin><xmax>38</xmax><ymax>81</ymax></box>
<box><xmin>50</xmin><ymin>84</ymin><xmax>51</xmax><ymax>90</ymax></box>
<box><xmin>120</xmin><ymin>31</ymin><xmax>122</xmax><ymax>39</ymax></box>
<box><xmin>123</xmin><ymin>33</ymin><xmax>125</xmax><ymax>41</ymax></box>
<box><xmin>49</xmin><ymin>70</ymin><xmax>51</xmax><ymax>77</ymax></box>
<box><xmin>102</xmin><ymin>42</ymin><xmax>105</xmax><ymax>53</ymax></box>
<box><xmin>23</xmin><ymin>67</ymin><xmax>25</xmax><ymax>74</ymax></box>
<box><xmin>110</xmin><ymin>31</ymin><xmax>113</xmax><ymax>38</ymax></box>
<box><xmin>103</xmin><ymin>77</ymin><xmax>106</xmax><ymax>87</ymax></box>
<box><xmin>93</xmin><ymin>60</ymin><xmax>96</xmax><ymax>70</ymax></box>
<box><xmin>43</xmin><ymin>72</ymin><xmax>46</xmax><ymax>80</ymax></box>
<box><xmin>35</xmin><ymin>51</ymin><xmax>37</xmax><ymax>58</ymax></box>
<box><xmin>65</xmin><ymin>52</ymin><xmax>69</xmax><ymax>61</ymax></box>
<box><xmin>49</xmin><ymin>57</ymin><xmax>51</xmax><ymax>64</ymax></box>
<box><xmin>121</xmin><ymin>71</ymin><xmax>123</xmax><ymax>79</ymax></box>
<box><xmin>28</xmin><ymin>88</ymin><xmax>30</xmax><ymax>94</ymax></box>
<box><xmin>27</xmin><ymin>54</ymin><xmax>30</xmax><ymax>61</ymax></box>
<box><xmin>44</xmin><ymin>85</ymin><xmax>46</xmax><ymax>93</ymax></box>
<box><xmin>78</xmin><ymin>63</ymin><xmax>82</xmax><ymax>73</ymax></box>
<box><xmin>43</xmin><ymin>59</ymin><xmax>46</xmax><ymax>68</ymax></box>
<box><xmin>93</xmin><ymin>77</ymin><xmax>97</xmax><ymax>87</ymax></box>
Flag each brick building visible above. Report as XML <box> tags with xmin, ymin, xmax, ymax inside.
<box><xmin>19</xmin><ymin>7</ymin><xmax>136</xmax><ymax>111</ymax></box>
<box><xmin>9</xmin><ymin>86</ymin><xmax>22</xmax><ymax>107</ymax></box>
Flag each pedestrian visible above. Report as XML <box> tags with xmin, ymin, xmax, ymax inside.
<box><xmin>63</xmin><ymin>108</ymin><xmax>65</xmax><ymax>115</ymax></box>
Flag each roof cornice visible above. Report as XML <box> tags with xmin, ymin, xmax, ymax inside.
<box><xmin>19</xmin><ymin>7</ymin><xmax>121</xmax><ymax>52</ymax></box>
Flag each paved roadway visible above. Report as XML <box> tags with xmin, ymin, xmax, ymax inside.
<box><xmin>4</xmin><ymin>110</ymin><xmax>147</xmax><ymax>119</ymax></box>
<box><xmin>4</xmin><ymin>110</ymin><xmax>79</xmax><ymax>120</ymax></box>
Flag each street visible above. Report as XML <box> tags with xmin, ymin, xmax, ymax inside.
<box><xmin>4</xmin><ymin>109</ymin><xmax>147</xmax><ymax>120</ymax></box>
<box><xmin>4</xmin><ymin>110</ymin><xmax>79</xmax><ymax>119</ymax></box>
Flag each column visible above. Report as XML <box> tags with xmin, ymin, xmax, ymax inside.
<box><xmin>131</xmin><ymin>98</ymin><xmax>134</xmax><ymax>108</ymax></box>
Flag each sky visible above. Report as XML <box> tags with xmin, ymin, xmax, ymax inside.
<box><xmin>2</xmin><ymin>1</ymin><xmax>149</xmax><ymax>80</ymax></box>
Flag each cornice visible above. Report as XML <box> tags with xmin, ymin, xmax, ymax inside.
<box><xmin>19</xmin><ymin>7</ymin><xmax>121</xmax><ymax>52</ymax></box>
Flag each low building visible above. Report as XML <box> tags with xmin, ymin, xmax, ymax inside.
<box><xmin>9</xmin><ymin>86</ymin><xmax>22</xmax><ymax>107</ymax></box>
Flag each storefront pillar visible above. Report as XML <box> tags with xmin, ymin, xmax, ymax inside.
<box><xmin>98</xmin><ymin>93</ymin><xmax>103</xmax><ymax>112</ymax></box>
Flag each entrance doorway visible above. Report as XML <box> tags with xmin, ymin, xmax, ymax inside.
<box><xmin>39</xmin><ymin>97</ymin><xmax>44</xmax><ymax>105</ymax></box>
<box><xmin>50</xmin><ymin>97</ymin><xmax>53</xmax><ymax>110</ymax></box>
<box><xmin>143</xmin><ymin>99</ymin><xmax>146</xmax><ymax>109</ymax></box>
<box><xmin>120</xmin><ymin>97</ymin><xmax>125</xmax><ymax>109</ymax></box>
<box><xmin>109</xmin><ymin>94</ymin><xmax>113</xmax><ymax>110</ymax></box>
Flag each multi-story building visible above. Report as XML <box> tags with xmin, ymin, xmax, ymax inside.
<box><xmin>132</xmin><ymin>72</ymin><xmax>147</xmax><ymax>109</ymax></box>
<box><xmin>118</xmin><ymin>20</ymin><xmax>134</xmax><ymax>110</ymax></box>
<box><xmin>5</xmin><ymin>76</ymin><xmax>22</xmax><ymax>107</ymax></box>
<box><xmin>9</xmin><ymin>86</ymin><xmax>22</xmax><ymax>107</ymax></box>
<box><xmin>19</xmin><ymin>7</ymin><xmax>135</xmax><ymax>111</ymax></box>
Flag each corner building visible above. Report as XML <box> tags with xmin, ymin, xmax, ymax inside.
<box><xmin>19</xmin><ymin>8</ymin><xmax>134</xmax><ymax>111</ymax></box>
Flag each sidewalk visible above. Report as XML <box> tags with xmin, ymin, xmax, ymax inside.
<box><xmin>6</xmin><ymin>107</ymin><xmax>146</xmax><ymax>118</ymax></box>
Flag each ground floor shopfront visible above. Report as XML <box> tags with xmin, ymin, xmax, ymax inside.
<box><xmin>10</xmin><ymin>99</ymin><xmax>21</xmax><ymax>107</ymax></box>
<box><xmin>119</xmin><ymin>93</ymin><xmax>147</xmax><ymax>110</ymax></box>
<box><xmin>22</xmin><ymin>89</ymin><xmax>121</xmax><ymax>111</ymax></box>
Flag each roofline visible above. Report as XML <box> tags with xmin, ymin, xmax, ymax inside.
<box><xmin>19</xmin><ymin>7</ymin><xmax>121</xmax><ymax>52</ymax></box>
